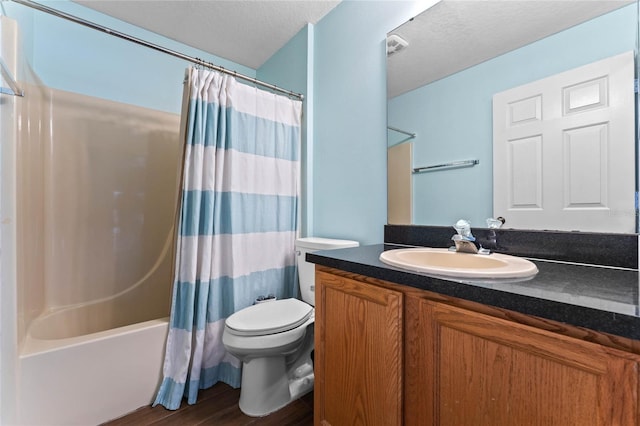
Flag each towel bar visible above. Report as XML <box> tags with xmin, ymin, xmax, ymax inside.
<box><xmin>413</xmin><ymin>159</ymin><xmax>479</xmax><ymax>174</ymax></box>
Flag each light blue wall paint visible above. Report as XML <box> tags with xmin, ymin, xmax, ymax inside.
<box><xmin>306</xmin><ymin>25</ymin><xmax>315</xmax><ymax>239</ymax></box>
<box><xmin>313</xmin><ymin>0</ymin><xmax>418</xmax><ymax>245</ymax></box>
<box><xmin>258</xmin><ymin>24</ymin><xmax>313</xmax><ymax>236</ymax></box>
<box><xmin>2</xmin><ymin>1</ymin><xmax>254</xmax><ymax>114</ymax></box>
<box><xmin>388</xmin><ymin>4</ymin><xmax>637</xmax><ymax>228</ymax></box>
<box><xmin>258</xmin><ymin>24</ymin><xmax>308</xmax><ymax>96</ymax></box>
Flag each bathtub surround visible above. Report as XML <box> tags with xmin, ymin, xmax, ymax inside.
<box><xmin>14</xmin><ymin>86</ymin><xmax>181</xmax><ymax>425</ymax></box>
<box><xmin>154</xmin><ymin>68</ymin><xmax>303</xmax><ymax>410</ymax></box>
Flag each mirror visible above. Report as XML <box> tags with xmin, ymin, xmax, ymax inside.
<box><xmin>387</xmin><ymin>0</ymin><xmax>637</xmax><ymax>233</ymax></box>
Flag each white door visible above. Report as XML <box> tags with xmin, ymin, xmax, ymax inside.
<box><xmin>493</xmin><ymin>51</ymin><xmax>635</xmax><ymax>233</ymax></box>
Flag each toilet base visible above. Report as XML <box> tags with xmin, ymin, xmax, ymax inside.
<box><xmin>238</xmin><ymin>356</ymin><xmax>315</xmax><ymax>417</ymax></box>
<box><xmin>239</xmin><ymin>356</ymin><xmax>290</xmax><ymax>416</ymax></box>
<box><xmin>237</xmin><ymin>329</ymin><xmax>314</xmax><ymax>417</ymax></box>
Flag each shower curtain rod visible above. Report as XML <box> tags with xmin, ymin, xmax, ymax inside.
<box><xmin>9</xmin><ymin>0</ymin><xmax>305</xmax><ymax>101</ymax></box>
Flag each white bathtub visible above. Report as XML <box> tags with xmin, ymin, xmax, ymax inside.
<box><xmin>19</xmin><ymin>317</ymin><xmax>169</xmax><ymax>426</ymax></box>
<box><xmin>18</xmin><ymin>253</ymin><xmax>173</xmax><ymax>425</ymax></box>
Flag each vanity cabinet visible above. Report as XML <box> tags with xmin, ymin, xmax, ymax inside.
<box><xmin>406</xmin><ymin>295</ymin><xmax>639</xmax><ymax>426</ymax></box>
<box><xmin>314</xmin><ymin>270</ymin><xmax>403</xmax><ymax>426</ymax></box>
<box><xmin>315</xmin><ymin>267</ymin><xmax>640</xmax><ymax>426</ymax></box>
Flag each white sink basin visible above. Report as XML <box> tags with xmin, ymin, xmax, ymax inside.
<box><xmin>379</xmin><ymin>247</ymin><xmax>538</xmax><ymax>280</ymax></box>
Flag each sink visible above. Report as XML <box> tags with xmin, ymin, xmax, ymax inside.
<box><xmin>379</xmin><ymin>247</ymin><xmax>538</xmax><ymax>280</ymax></box>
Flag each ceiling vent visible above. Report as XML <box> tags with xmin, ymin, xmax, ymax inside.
<box><xmin>387</xmin><ymin>34</ymin><xmax>408</xmax><ymax>57</ymax></box>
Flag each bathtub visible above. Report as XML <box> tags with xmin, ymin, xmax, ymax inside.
<box><xmin>19</xmin><ymin>317</ymin><xmax>169</xmax><ymax>426</ymax></box>
<box><xmin>16</xmin><ymin>249</ymin><xmax>173</xmax><ymax>426</ymax></box>
<box><xmin>18</xmin><ymin>251</ymin><xmax>173</xmax><ymax>425</ymax></box>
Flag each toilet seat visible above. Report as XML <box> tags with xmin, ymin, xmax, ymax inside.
<box><xmin>225</xmin><ymin>298</ymin><xmax>313</xmax><ymax>337</ymax></box>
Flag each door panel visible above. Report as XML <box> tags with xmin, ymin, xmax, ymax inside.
<box><xmin>493</xmin><ymin>51</ymin><xmax>635</xmax><ymax>232</ymax></box>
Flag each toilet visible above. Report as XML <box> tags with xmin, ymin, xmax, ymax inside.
<box><xmin>222</xmin><ymin>237</ymin><xmax>359</xmax><ymax>417</ymax></box>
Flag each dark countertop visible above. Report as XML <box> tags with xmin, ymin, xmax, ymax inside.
<box><xmin>307</xmin><ymin>244</ymin><xmax>640</xmax><ymax>341</ymax></box>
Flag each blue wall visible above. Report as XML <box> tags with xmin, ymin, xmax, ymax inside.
<box><xmin>1</xmin><ymin>1</ymin><xmax>254</xmax><ymax>113</ymax></box>
<box><xmin>388</xmin><ymin>4</ymin><xmax>637</xmax><ymax>227</ymax></box>
<box><xmin>312</xmin><ymin>0</ymin><xmax>420</xmax><ymax>245</ymax></box>
<box><xmin>258</xmin><ymin>24</ymin><xmax>314</xmax><ymax>236</ymax></box>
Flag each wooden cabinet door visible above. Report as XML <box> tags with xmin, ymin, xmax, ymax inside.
<box><xmin>314</xmin><ymin>271</ymin><xmax>403</xmax><ymax>426</ymax></box>
<box><xmin>406</xmin><ymin>297</ymin><xmax>639</xmax><ymax>426</ymax></box>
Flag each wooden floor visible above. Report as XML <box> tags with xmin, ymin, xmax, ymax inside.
<box><xmin>102</xmin><ymin>383</ymin><xmax>313</xmax><ymax>426</ymax></box>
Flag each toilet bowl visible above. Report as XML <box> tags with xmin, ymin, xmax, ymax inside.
<box><xmin>222</xmin><ymin>237</ymin><xmax>359</xmax><ymax>417</ymax></box>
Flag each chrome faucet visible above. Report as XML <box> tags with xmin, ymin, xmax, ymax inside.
<box><xmin>451</xmin><ymin>219</ymin><xmax>493</xmax><ymax>255</ymax></box>
<box><xmin>450</xmin><ymin>219</ymin><xmax>502</xmax><ymax>254</ymax></box>
<box><xmin>451</xmin><ymin>219</ymin><xmax>478</xmax><ymax>254</ymax></box>
<box><xmin>451</xmin><ymin>234</ymin><xmax>479</xmax><ymax>254</ymax></box>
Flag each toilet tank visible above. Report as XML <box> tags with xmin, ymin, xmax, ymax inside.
<box><xmin>295</xmin><ymin>237</ymin><xmax>359</xmax><ymax>306</ymax></box>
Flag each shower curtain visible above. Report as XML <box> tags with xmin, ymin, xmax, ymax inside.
<box><xmin>154</xmin><ymin>67</ymin><xmax>302</xmax><ymax>409</ymax></box>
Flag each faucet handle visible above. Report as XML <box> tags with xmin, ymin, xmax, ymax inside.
<box><xmin>486</xmin><ymin>217</ymin><xmax>505</xmax><ymax>229</ymax></box>
<box><xmin>453</xmin><ymin>219</ymin><xmax>475</xmax><ymax>241</ymax></box>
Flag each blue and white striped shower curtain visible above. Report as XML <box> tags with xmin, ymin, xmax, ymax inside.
<box><xmin>154</xmin><ymin>68</ymin><xmax>302</xmax><ymax>409</ymax></box>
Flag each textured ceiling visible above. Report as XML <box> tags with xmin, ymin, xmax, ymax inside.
<box><xmin>388</xmin><ymin>0</ymin><xmax>634</xmax><ymax>98</ymax></box>
<box><xmin>74</xmin><ymin>0</ymin><xmax>340</xmax><ymax>70</ymax></box>
<box><xmin>72</xmin><ymin>0</ymin><xmax>634</xmax><ymax>96</ymax></box>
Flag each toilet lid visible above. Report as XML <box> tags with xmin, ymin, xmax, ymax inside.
<box><xmin>225</xmin><ymin>298</ymin><xmax>313</xmax><ymax>336</ymax></box>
